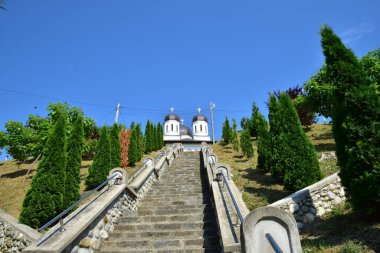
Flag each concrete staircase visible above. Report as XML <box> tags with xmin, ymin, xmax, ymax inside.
<box><xmin>99</xmin><ymin>152</ymin><xmax>221</xmax><ymax>253</ymax></box>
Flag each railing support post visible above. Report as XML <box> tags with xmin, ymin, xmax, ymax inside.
<box><xmin>59</xmin><ymin>218</ymin><xmax>66</xmax><ymax>232</ymax></box>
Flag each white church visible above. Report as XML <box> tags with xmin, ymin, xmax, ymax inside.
<box><xmin>163</xmin><ymin>108</ymin><xmax>211</xmax><ymax>143</ymax></box>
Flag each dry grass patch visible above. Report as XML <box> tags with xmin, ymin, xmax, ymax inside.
<box><xmin>0</xmin><ymin>150</ymin><xmax>159</xmax><ymax>219</ymax></box>
<box><xmin>212</xmin><ymin>142</ymin><xmax>289</xmax><ymax>211</ymax></box>
<box><xmin>302</xmin><ymin>203</ymin><xmax>380</xmax><ymax>253</ymax></box>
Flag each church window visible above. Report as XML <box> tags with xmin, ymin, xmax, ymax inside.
<box><xmin>195</xmin><ymin>126</ymin><xmax>197</xmax><ymax>133</ymax></box>
<box><xmin>200</xmin><ymin>125</ymin><xmax>203</xmax><ymax>132</ymax></box>
<box><xmin>171</xmin><ymin>124</ymin><xmax>173</xmax><ymax>131</ymax></box>
<box><xmin>206</xmin><ymin>126</ymin><xmax>207</xmax><ymax>132</ymax></box>
<box><xmin>166</xmin><ymin>125</ymin><xmax>168</xmax><ymax>132</ymax></box>
<box><xmin>176</xmin><ymin>125</ymin><xmax>178</xmax><ymax>132</ymax></box>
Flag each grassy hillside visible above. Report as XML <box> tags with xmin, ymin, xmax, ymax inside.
<box><xmin>0</xmin><ymin>151</ymin><xmax>158</xmax><ymax>219</ymax></box>
<box><xmin>212</xmin><ymin>123</ymin><xmax>379</xmax><ymax>252</ymax></box>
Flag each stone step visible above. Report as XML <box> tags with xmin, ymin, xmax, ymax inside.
<box><xmin>137</xmin><ymin>204</ymin><xmax>210</xmax><ymax>212</ymax></box>
<box><xmin>114</xmin><ymin>221</ymin><xmax>217</xmax><ymax>232</ymax></box>
<box><xmin>140</xmin><ymin>200</ymin><xmax>211</xmax><ymax>207</ymax></box>
<box><xmin>99</xmin><ymin>249</ymin><xmax>220</xmax><ymax>253</ymax></box>
<box><xmin>142</xmin><ymin>196</ymin><xmax>210</xmax><ymax>203</ymax></box>
<box><xmin>101</xmin><ymin>238</ymin><xmax>219</xmax><ymax>250</ymax></box>
<box><xmin>144</xmin><ymin>193</ymin><xmax>209</xmax><ymax>199</ymax></box>
<box><xmin>108</xmin><ymin>229</ymin><xmax>218</xmax><ymax>240</ymax></box>
<box><xmin>138</xmin><ymin>207</ymin><xmax>213</xmax><ymax>216</ymax></box>
<box><xmin>119</xmin><ymin>213</ymin><xmax>215</xmax><ymax>223</ymax></box>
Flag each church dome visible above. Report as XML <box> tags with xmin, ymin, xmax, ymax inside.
<box><xmin>164</xmin><ymin>113</ymin><xmax>180</xmax><ymax>122</ymax></box>
<box><xmin>192</xmin><ymin>114</ymin><xmax>208</xmax><ymax>123</ymax></box>
<box><xmin>180</xmin><ymin>125</ymin><xmax>193</xmax><ymax>137</ymax></box>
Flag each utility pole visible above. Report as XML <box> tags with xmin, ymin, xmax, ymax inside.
<box><xmin>115</xmin><ymin>103</ymin><xmax>120</xmax><ymax>124</ymax></box>
<box><xmin>210</xmin><ymin>101</ymin><xmax>215</xmax><ymax>144</ymax></box>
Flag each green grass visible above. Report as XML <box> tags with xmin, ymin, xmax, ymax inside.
<box><xmin>212</xmin><ymin>123</ymin><xmax>379</xmax><ymax>253</ymax></box>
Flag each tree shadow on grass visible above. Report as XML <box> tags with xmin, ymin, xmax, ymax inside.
<box><xmin>0</xmin><ymin>169</ymin><xmax>33</xmax><ymax>178</ymax></box>
<box><xmin>314</xmin><ymin>143</ymin><xmax>336</xmax><ymax>153</ymax></box>
<box><xmin>243</xmin><ymin>186</ymin><xmax>289</xmax><ymax>204</ymax></box>
<box><xmin>301</xmin><ymin>206</ymin><xmax>380</xmax><ymax>252</ymax></box>
<box><xmin>242</xmin><ymin>167</ymin><xmax>283</xmax><ymax>187</ymax></box>
<box><xmin>312</xmin><ymin>132</ymin><xmax>334</xmax><ymax>141</ymax></box>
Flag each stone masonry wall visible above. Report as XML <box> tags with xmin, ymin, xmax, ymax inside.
<box><xmin>0</xmin><ymin>209</ymin><xmax>40</xmax><ymax>253</ymax></box>
<box><xmin>270</xmin><ymin>173</ymin><xmax>346</xmax><ymax>230</ymax></box>
<box><xmin>0</xmin><ymin>219</ymin><xmax>32</xmax><ymax>253</ymax></box>
<box><xmin>72</xmin><ymin>162</ymin><xmax>169</xmax><ymax>253</ymax></box>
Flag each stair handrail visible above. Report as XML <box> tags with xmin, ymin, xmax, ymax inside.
<box><xmin>218</xmin><ymin>172</ymin><xmax>244</xmax><ymax>223</ymax></box>
<box><xmin>38</xmin><ymin>172</ymin><xmax>118</xmax><ymax>232</ymax></box>
<box><xmin>128</xmin><ymin>159</ymin><xmax>151</xmax><ymax>184</ymax></box>
<box><xmin>265</xmin><ymin>233</ymin><xmax>284</xmax><ymax>253</ymax></box>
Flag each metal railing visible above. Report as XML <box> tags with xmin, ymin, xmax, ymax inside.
<box><xmin>265</xmin><ymin>233</ymin><xmax>283</xmax><ymax>253</ymax></box>
<box><xmin>219</xmin><ymin>172</ymin><xmax>244</xmax><ymax>223</ymax></box>
<box><xmin>128</xmin><ymin>159</ymin><xmax>151</xmax><ymax>183</ymax></box>
<box><xmin>39</xmin><ymin>173</ymin><xmax>118</xmax><ymax>232</ymax></box>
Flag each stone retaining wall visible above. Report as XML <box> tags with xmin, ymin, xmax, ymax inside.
<box><xmin>73</xmin><ymin>168</ymin><xmax>162</xmax><ymax>253</ymax></box>
<box><xmin>23</xmin><ymin>144</ymin><xmax>183</xmax><ymax>253</ymax></box>
<box><xmin>0</xmin><ymin>209</ymin><xmax>40</xmax><ymax>253</ymax></box>
<box><xmin>270</xmin><ymin>173</ymin><xmax>346</xmax><ymax>229</ymax></box>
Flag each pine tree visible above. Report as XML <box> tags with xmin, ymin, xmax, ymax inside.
<box><xmin>110</xmin><ymin>123</ymin><xmax>121</xmax><ymax>168</ymax></box>
<box><xmin>144</xmin><ymin>120</ymin><xmax>152</xmax><ymax>153</ymax></box>
<box><xmin>240</xmin><ymin>129</ymin><xmax>253</xmax><ymax>158</ymax></box>
<box><xmin>85</xmin><ymin>126</ymin><xmax>111</xmax><ymax>190</ymax></box>
<box><xmin>222</xmin><ymin>117</ymin><xmax>232</xmax><ymax>144</ymax></box>
<box><xmin>19</xmin><ymin>109</ymin><xmax>67</xmax><ymax>228</ymax></box>
<box><xmin>231</xmin><ymin>118</ymin><xmax>239</xmax><ymax>151</ymax></box>
<box><xmin>64</xmin><ymin>113</ymin><xmax>84</xmax><ymax>208</ymax></box>
<box><xmin>321</xmin><ymin>25</ymin><xmax>380</xmax><ymax>212</ymax></box>
<box><xmin>257</xmin><ymin>112</ymin><xmax>271</xmax><ymax>172</ymax></box>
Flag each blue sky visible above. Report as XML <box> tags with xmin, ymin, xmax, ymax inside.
<box><xmin>0</xmin><ymin>1</ymin><xmax>379</xmax><ymax>159</ymax></box>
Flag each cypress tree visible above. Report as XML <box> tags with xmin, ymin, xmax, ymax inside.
<box><xmin>19</xmin><ymin>109</ymin><xmax>67</xmax><ymax>228</ymax></box>
<box><xmin>85</xmin><ymin>126</ymin><xmax>111</xmax><ymax>190</ymax></box>
<box><xmin>321</xmin><ymin>25</ymin><xmax>380</xmax><ymax>212</ymax></box>
<box><xmin>157</xmin><ymin>122</ymin><xmax>164</xmax><ymax>149</ymax></box>
<box><xmin>64</xmin><ymin>113</ymin><xmax>84</xmax><ymax>208</ymax></box>
<box><xmin>135</xmin><ymin>124</ymin><xmax>144</xmax><ymax>160</ymax></box>
<box><xmin>240</xmin><ymin>129</ymin><xmax>253</xmax><ymax>158</ymax></box>
<box><xmin>222</xmin><ymin>117</ymin><xmax>232</xmax><ymax>144</ymax></box>
<box><xmin>128</xmin><ymin>124</ymin><xmax>139</xmax><ymax>166</ymax></box>
<box><xmin>154</xmin><ymin>124</ymin><xmax>160</xmax><ymax>151</ymax></box>
<box><xmin>277</xmin><ymin>93</ymin><xmax>321</xmax><ymax>192</ymax></box>
<box><xmin>231</xmin><ymin>118</ymin><xmax>239</xmax><ymax>151</ymax></box>
<box><xmin>150</xmin><ymin>123</ymin><xmax>155</xmax><ymax>151</ymax></box>
<box><xmin>268</xmin><ymin>94</ymin><xmax>287</xmax><ymax>181</ymax></box>
<box><xmin>144</xmin><ymin>121</ymin><xmax>152</xmax><ymax>153</ymax></box>
<box><xmin>110</xmin><ymin>123</ymin><xmax>121</xmax><ymax>169</ymax></box>
<box><xmin>257</xmin><ymin>112</ymin><xmax>271</xmax><ymax>172</ymax></box>
<box><xmin>249</xmin><ymin>102</ymin><xmax>260</xmax><ymax>138</ymax></box>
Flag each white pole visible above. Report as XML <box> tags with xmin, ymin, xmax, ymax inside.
<box><xmin>210</xmin><ymin>101</ymin><xmax>215</xmax><ymax>144</ymax></box>
<box><xmin>115</xmin><ymin>103</ymin><xmax>120</xmax><ymax>124</ymax></box>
